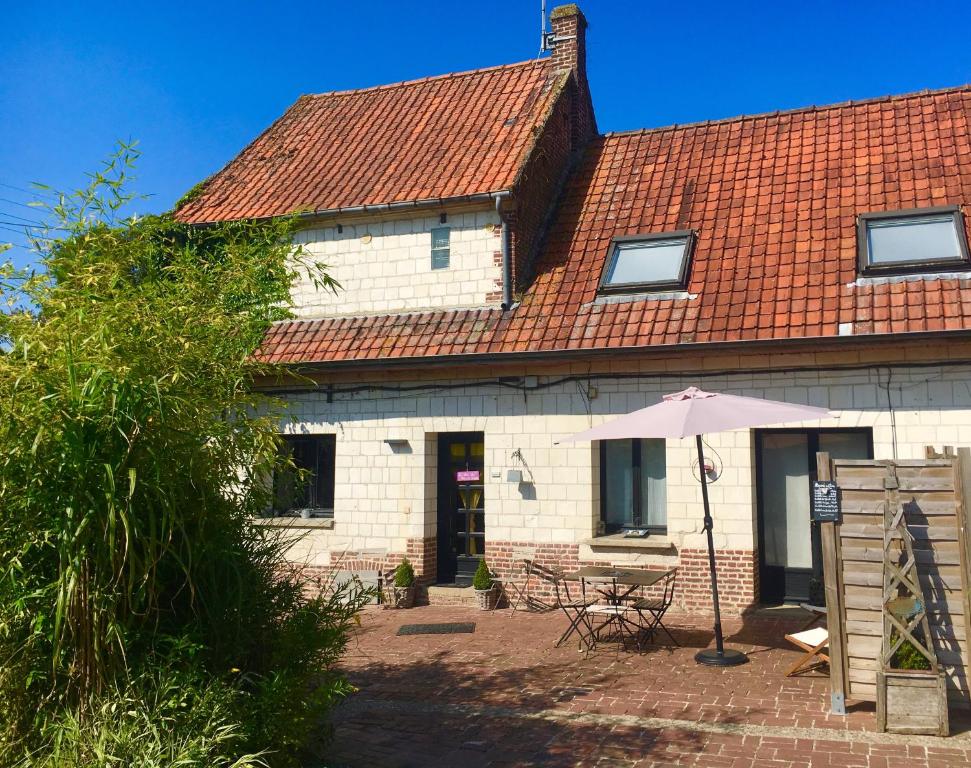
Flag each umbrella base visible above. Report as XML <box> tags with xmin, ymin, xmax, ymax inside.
<box><xmin>695</xmin><ymin>648</ymin><xmax>749</xmax><ymax>667</ymax></box>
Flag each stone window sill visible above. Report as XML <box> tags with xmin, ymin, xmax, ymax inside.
<box><xmin>253</xmin><ymin>517</ymin><xmax>335</xmax><ymax>530</ymax></box>
<box><xmin>581</xmin><ymin>533</ymin><xmax>677</xmax><ymax>554</ymax></box>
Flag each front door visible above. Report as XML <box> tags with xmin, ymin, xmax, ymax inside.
<box><xmin>756</xmin><ymin>429</ymin><xmax>872</xmax><ymax>604</ymax></box>
<box><xmin>437</xmin><ymin>433</ymin><xmax>485</xmax><ymax>585</ymax></box>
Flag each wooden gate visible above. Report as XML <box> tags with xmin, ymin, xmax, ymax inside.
<box><xmin>818</xmin><ymin>449</ymin><xmax>971</xmax><ymax>715</ymax></box>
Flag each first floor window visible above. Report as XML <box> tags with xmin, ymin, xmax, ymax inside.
<box><xmin>430</xmin><ymin>226</ymin><xmax>450</xmax><ymax>270</ymax></box>
<box><xmin>273</xmin><ymin>434</ymin><xmax>335</xmax><ymax>517</ymax></box>
<box><xmin>601</xmin><ymin>438</ymin><xmax>667</xmax><ymax>533</ymax></box>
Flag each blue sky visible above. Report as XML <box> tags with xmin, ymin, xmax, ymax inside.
<box><xmin>2</xmin><ymin>0</ymin><xmax>970</xmax><ymax>267</ymax></box>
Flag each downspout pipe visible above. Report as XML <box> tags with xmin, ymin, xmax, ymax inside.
<box><xmin>495</xmin><ymin>191</ymin><xmax>512</xmax><ymax>310</ymax></box>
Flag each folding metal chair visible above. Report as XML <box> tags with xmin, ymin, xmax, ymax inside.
<box><xmin>510</xmin><ymin>560</ymin><xmax>566</xmax><ymax>612</ymax></box>
<box><xmin>553</xmin><ymin>575</ymin><xmax>597</xmax><ymax>651</ymax></box>
<box><xmin>580</xmin><ymin>574</ymin><xmax>649</xmax><ymax>652</ymax></box>
<box><xmin>631</xmin><ymin>568</ymin><xmax>679</xmax><ymax>646</ymax></box>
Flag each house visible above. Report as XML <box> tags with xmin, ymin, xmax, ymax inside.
<box><xmin>176</xmin><ymin>4</ymin><xmax>971</xmax><ymax>614</ymax></box>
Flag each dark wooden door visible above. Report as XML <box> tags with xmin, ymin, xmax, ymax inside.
<box><xmin>437</xmin><ymin>433</ymin><xmax>485</xmax><ymax>585</ymax></box>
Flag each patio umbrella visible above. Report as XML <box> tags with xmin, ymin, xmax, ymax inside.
<box><xmin>562</xmin><ymin>386</ymin><xmax>831</xmax><ymax>666</ymax></box>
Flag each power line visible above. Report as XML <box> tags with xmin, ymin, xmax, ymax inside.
<box><xmin>0</xmin><ymin>196</ymin><xmax>47</xmax><ymax>212</ymax></box>
<box><xmin>0</xmin><ymin>220</ymin><xmax>68</xmax><ymax>232</ymax></box>
<box><xmin>0</xmin><ymin>210</ymin><xmax>47</xmax><ymax>227</ymax></box>
<box><xmin>0</xmin><ymin>181</ymin><xmax>57</xmax><ymax>199</ymax></box>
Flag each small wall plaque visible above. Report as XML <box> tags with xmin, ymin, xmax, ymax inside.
<box><xmin>456</xmin><ymin>470</ymin><xmax>480</xmax><ymax>482</ymax></box>
<box><xmin>812</xmin><ymin>480</ymin><xmax>841</xmax><ymax>523</ymax></box>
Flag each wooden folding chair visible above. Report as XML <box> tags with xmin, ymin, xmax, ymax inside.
<box><xmin>784</xmin><ymin>625</ymin><xmax>830</xmax><ymax>676</ymax></box>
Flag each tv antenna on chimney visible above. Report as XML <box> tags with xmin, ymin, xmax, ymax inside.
<box><xmin>539</xmin><ymin>0</ymin><xmax>553</xmax><ymax>53</ymax></box>
<box><xmin>539</xmin><ymin>1</ymin><xmax>572</xmax><ymax>54</ymax></box>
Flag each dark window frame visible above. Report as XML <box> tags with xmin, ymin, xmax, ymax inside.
<box><xmin>597</xmin><ymin>230</ymin><xmax>696</xmax><ymax>295</ymax></box>
<box><xmin>430</xmin><ymin>226</ymin><xmax>450</xmax><ymax>270</ymax></box>
<box><xmin>273</xmin><ymin>434</ymin><xmax>336</xmax><ymax>518</ymax></box>
<box><xmin>599</xmin><ymin>438</ymin><xmax>667</xmax><ymax>535</ymax></box>
<box><xmin>857</xmin><ymin>206</ymin><xmax>970</xmax><ymax>276</ymax></box>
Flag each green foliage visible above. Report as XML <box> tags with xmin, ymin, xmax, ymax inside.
<box><xmin>472</xmin><ymin>559</ymin><xmax>493</xmax><ymax>591</ymax></box>
<box><xmin>394</xmin><ymin>558</ymin><xmax>416</xmax><ymax>588</ymax></box>
<box><xmin>892</xmin><ymin>633</ymin><xmax>932</xmax><ymax>671</ymax></box>
<box><xmin>0</xmin><ymin>143</ymin><xmax>365</xmax><ymax>767</ymax></box>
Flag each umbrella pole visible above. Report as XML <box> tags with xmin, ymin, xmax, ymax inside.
<box><xmin>694</xmin><ymin>434</ymin><xmax>748</xmax><ymax>667</ymax></box>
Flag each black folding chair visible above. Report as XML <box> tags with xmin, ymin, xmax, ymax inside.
<box><xmin>631</xmin><ymin>568</ymin><xmax>679</xmax><ymax>646</ymax></box>
<box><xmin>552</xmin><ymin>573</ymin><xmax>597</xmax><ymax>651</ymax></box>
<box><xmin>510</xmin><ymin>560</ymin><xmax>567</xmax><ymax>612</ymax></box>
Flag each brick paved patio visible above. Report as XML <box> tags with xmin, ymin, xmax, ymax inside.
<box><xmin>322</xmin><ymin>606</ymin><xmax>971</xmax><ymax>767</ymax></box>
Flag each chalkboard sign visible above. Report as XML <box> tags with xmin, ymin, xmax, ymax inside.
<box><xmin>812</xmin><ymin>480</ymin><xmax>841</xmax><ymax>523</ymax></box>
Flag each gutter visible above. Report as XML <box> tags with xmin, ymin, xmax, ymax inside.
<box><xmin>494</xmin><ymin>191</ymin><xmax>513</xmax><ymax>310</ymax></box>
<box><xmin>187</xmin><ymin>191</ymin><xmax>512</xmax><ymax>227</ymax></box>
<box><xmin>280</xmin><ymin>328</ymin><xmax>971</xmax><ymax>374</ymax></box>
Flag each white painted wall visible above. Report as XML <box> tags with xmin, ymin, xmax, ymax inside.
<box><xmin>270</xmin><ymin>358</ymin><xmax>971</xmax><ymax>570</ymax></box>
<box><xmin>290</xmin><ymin>208</ymin><xmax>502</xmax><ymax>318</ymax></box>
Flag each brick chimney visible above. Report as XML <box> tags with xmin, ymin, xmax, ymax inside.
<box><xmin>548</xmin><ymin>4</ymin><xmax>596</xmax><ymax>145</ymax></box>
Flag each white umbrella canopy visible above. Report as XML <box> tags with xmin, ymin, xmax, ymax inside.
<box><xmin>562</xmin><ymin>386</ymin><xmax>832</xmax><ymax>667</ymax></box>
<box><xmin>560</xmin><ymin>387</ymin><xmax>832</xmax><ymax>442</ymax></box>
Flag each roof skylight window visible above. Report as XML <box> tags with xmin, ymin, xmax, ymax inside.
<box><xmin>859</xmin><ymin>207</ymin><xmax>969</xmax><ymax>274</ymax></box>
<box><xmin>599</xmin><ymin>232</ymin><xmax>695</xmax><ymax>294</ymax></box>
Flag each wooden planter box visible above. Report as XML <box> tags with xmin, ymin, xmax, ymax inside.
<box><xmin>877</xmin><ymin>669</ymin><xmax>948</xmax><ymax>736</ymax></box>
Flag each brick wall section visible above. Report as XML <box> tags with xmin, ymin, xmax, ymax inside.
<box><xmin>678</xmin><ymin>548</ymin><xmax>759</xmax><ymax>616</ymax></box>
<box><xmin>506</xmin><ymin>89</ymin><xmax>575</xmax><ymax>294</ymax></box>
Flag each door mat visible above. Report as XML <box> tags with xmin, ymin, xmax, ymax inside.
<box><xmin>396</xmin><ymin>622</ymin><xmax>476</xmax><ymax>636</ymax></box>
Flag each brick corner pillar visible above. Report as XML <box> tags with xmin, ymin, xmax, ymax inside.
<box><xmin>406</xmin><ymin>536</ymin><xmax>437</xmax><ymax>586</ymax></box>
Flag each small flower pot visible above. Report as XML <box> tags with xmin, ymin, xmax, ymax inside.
<box><xmin>475</xmin><ymin>585</ymin><xmax>499</xmax><ymax>611</ymax></box>
<box><xmin>392</xmin><ymin>584</ymin><xmax>415</xmax><ymax>609</ymax></box>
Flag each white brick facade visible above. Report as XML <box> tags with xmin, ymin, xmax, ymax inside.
<box><xmin>290</xmin><ymin>207</ymin><xmax>502</xmax><ymax>318</ymax></box>
<box><xmin>270</xmin><ymin>347</ymin><xmax>971</xmax><ymax>591</ymax></box>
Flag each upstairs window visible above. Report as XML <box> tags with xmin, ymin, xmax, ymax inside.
<box><xmin>430</xmin><ymin>227</ymin><xmax>450</xmax><ymax>270</ymax></box>
<box><xmin>273</xmin><ymin>434</ymin><xmax>336</xmax><ymax>518</ymax></box>
<box><xmin>600</xmin><ymin>438</ymin><xmax>667</xmax><ymax>534</ymax></box>
<box><xmin>599</xmin><ymin>231</ymin><xmax>695</xmax><ymax>294</ymax></box>
<box><xmin>859</xmin><ymin>207</ymin><xmax>969</xmax><ymax>275</ymax></box>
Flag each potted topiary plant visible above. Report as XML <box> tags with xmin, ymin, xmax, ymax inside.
<box><xmin>472</xmin><ymin>558</ymin><xmax>499</xmax><ymax>610</ymax></box>
<box><xmin>391</xmin><ymin>558</ymin><xmax>416</xmax><ymax>609</ymax></box>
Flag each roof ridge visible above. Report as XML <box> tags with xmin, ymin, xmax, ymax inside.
<box><xmin>301</xmin><ymin>57</ymin><xmax>551</xmax><ymax>100</ymax></box>
<box><xmin>602</xmin><ymin>82</ymin><xmax>971</xmax><ymax>139</ymax></box>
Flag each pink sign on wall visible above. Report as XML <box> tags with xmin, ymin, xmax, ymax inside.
<box><xmin>455</xmin><ymin>470</ymin><xmax>481</xmax><ymax>482</ymax></box>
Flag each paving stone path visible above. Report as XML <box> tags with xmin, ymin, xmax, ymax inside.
<box><xmin>322</xmin><ymin>606</ymin><xmax>971</xmax><ymax>767</ymax></box>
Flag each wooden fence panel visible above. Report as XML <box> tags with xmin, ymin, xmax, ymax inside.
<box><xmin>824</xmin><ymin>455</ymin><xmax>971</xmax><ymax>710</ymax></box>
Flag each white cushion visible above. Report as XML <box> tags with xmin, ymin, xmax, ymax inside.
<box><xmin>790</xmin><ymin>626</ymin><xmax>829</xmax><ymax>647</ymax></box>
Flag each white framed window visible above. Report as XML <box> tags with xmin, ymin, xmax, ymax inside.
<box><xmin>430</xmin><ymin>227</ymin><xmax>450</xmax><ymax>270</ymax></box>
<box><xmin>858</xmin><ymin>207</ymin><xmax>969</xmax><ymax>274</ymax></box>
<box><xmin>599</xmin><ymin>231</ymin><xmax>694</xmax><ymax>293</ymax></box>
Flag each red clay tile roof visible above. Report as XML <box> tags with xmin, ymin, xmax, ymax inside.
<box><xmin>257</xmin><ymin>85</ymin><xmax>971</xmax><ymax>365</ymax></box>
<box><xmin>176</xmin><ymin>59</ymin><xmax>562</xmax><ymax>223</ymax></box>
